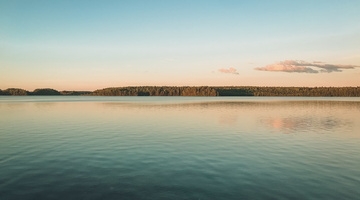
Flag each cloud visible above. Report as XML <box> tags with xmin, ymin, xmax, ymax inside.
<box><xmin>255</xmin><ymin>60</ymin><xmax>360</xmax><ymax>73</ymax></box>
<box><xmin>218</xmin><ymin>67</ymin><xmax>239</xmax><ymax>75</ymax></box>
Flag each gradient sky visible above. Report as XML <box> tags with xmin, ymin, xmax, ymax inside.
<box><xmin>1</xmin><ymin>0</ymin><xmax>360</xmax><ymax>90</ymax></box>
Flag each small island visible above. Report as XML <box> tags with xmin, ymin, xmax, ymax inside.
<box><xmin>0</xmin><ymin>86</ymin><xmax>359</xmax><ymax>96</ymax></box>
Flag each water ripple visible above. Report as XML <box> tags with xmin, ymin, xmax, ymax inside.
<box><xmin>0</xmin><ymin>97</ymin><xmax>359</xmax><ymax>199</ymax></box>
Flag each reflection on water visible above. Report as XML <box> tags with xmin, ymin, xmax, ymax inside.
<box><xmin>218</xmin><ymin>114</ymin><xmax>239</xmax><ymax>126</ymax></box>
<box><xmin>0</xmin><ymin>97</ymin><xmax>360</xmax><ymax>200</ymax></box>
<box><xmin>261</xmin><ymin>116</ymin><xmax>352</xmax><ymax>133</ymax></box>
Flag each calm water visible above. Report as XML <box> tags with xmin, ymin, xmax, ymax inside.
<box><xmin>1</xmin><ymin>96</ymin><xmax>360</xmax><ymax>200</ymax></box>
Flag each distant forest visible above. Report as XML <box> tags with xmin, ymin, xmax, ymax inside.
<box><xmin>1</xmin><ymin>86</ymin><xmax>360</xmax><ymax>96</ymax></box>
<box><xmin>0</xmin><ymin>88</ymin><xmax>91</xmax><ymax>96</ymax></box>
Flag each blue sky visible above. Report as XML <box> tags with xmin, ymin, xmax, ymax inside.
<box><xmin>1</xmin><ymin>0</ymin><xmax>360</xmax><ymax>90</ymax></box>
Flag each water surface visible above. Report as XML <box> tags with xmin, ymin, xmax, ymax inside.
<box><xmin>1</xmin><ymin>97</ymin><xmax>360</xmax><ymax>199</ymax></box>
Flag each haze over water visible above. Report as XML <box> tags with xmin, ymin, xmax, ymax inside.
<box><xmin>1</xmin><ymin>96</ymin><xmax>360</xmax><ymax>199</ymax></box>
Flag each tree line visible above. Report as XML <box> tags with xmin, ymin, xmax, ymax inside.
<box><xmin>1</xmin><ymin>86</ymin><xmax>359</xmax><ymax>96</ymax></box>
<box><xmin>91</xmin><ymin>86</ymin><xmax>218</xmax><ymax>96</ymax></box>
<box><xmin>0</xmin><ymin>88</ymin><xmax>91</xmax><ymax>96</ymax></box>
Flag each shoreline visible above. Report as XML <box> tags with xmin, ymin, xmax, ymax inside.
<box><xmin>1</xmin><ymin>86</ymin><xmax>360</xmax><ymax>97</ymax></box>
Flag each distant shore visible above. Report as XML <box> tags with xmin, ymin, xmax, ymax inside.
<box><xmin>1</xmin><ymin>86</ymin><xmax>359</xmax><ymax>97</ymax></box>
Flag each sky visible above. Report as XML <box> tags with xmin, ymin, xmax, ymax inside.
<box><xmin>1</xmin><ymin>0</ymin><xmax>360</xmax><ymax>91</ymax></box>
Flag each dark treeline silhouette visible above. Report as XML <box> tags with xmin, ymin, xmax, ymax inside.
<box><xmin>60</xmin><ymin>91</ymin><xmax>92</xmax><ymax>95</ymax></box>
<box><xmin>1</xmin><ymin>86</ymin><xmax>360</xmax><ymax>96</ymax></box>
<box><xmin>0</xmin><ymin>88</ymin><xmax>91</xmax><ymax>96</ymax></box>
<box><xmin>1</xmin><ymin>88</ymin><xmax>29</xmax><ymax>95</ymax></box>
<box><xmin>92</xmin><ymin>86</ymin><xmax>360</xmax><ymax>96</ymax></box>
<box><xmin>92</xmin><ymin>86</ymin><xmax>218</xmax><ymax>96</ymax></box>
<box><xmin>32</xmin><ymin>88</ymin><xmax>61</xmax><ymax>95</ymax></box>
<box><xmin>214</xmin><ymin>86</ymin><xmax>360</xmax><ymax>97</ymax></box>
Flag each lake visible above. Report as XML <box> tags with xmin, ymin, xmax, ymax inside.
<box><xmin>1</xmin><ymin>96</ymin><xmax>360</xmax><ymax>199</ymax></box>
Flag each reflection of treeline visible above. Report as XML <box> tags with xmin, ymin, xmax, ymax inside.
<box><xmin>1</xmin><ymin>86</ymin><xmax>360</xmax><ymax>96</ymax></box>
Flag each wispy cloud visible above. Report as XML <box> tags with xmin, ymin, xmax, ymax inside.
<box><xmin>255</xmin><ymin>60</ymin><xmax>360</xmax><ymax>73</ymax></box>
<box><xmin>218</xmin><ymin>67</ymin><xmax>239</xmax><ymax>75</ymax></box>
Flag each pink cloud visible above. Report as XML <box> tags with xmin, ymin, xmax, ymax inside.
<box><xmin>255</xmin><ymin>60</ymin><xmax>360</xmax><ymax>73</ymax></box>
<box><xmin>218</xmin><ymin>67</ymin><xmax>239</xmax><ymax>75</ymax></box>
